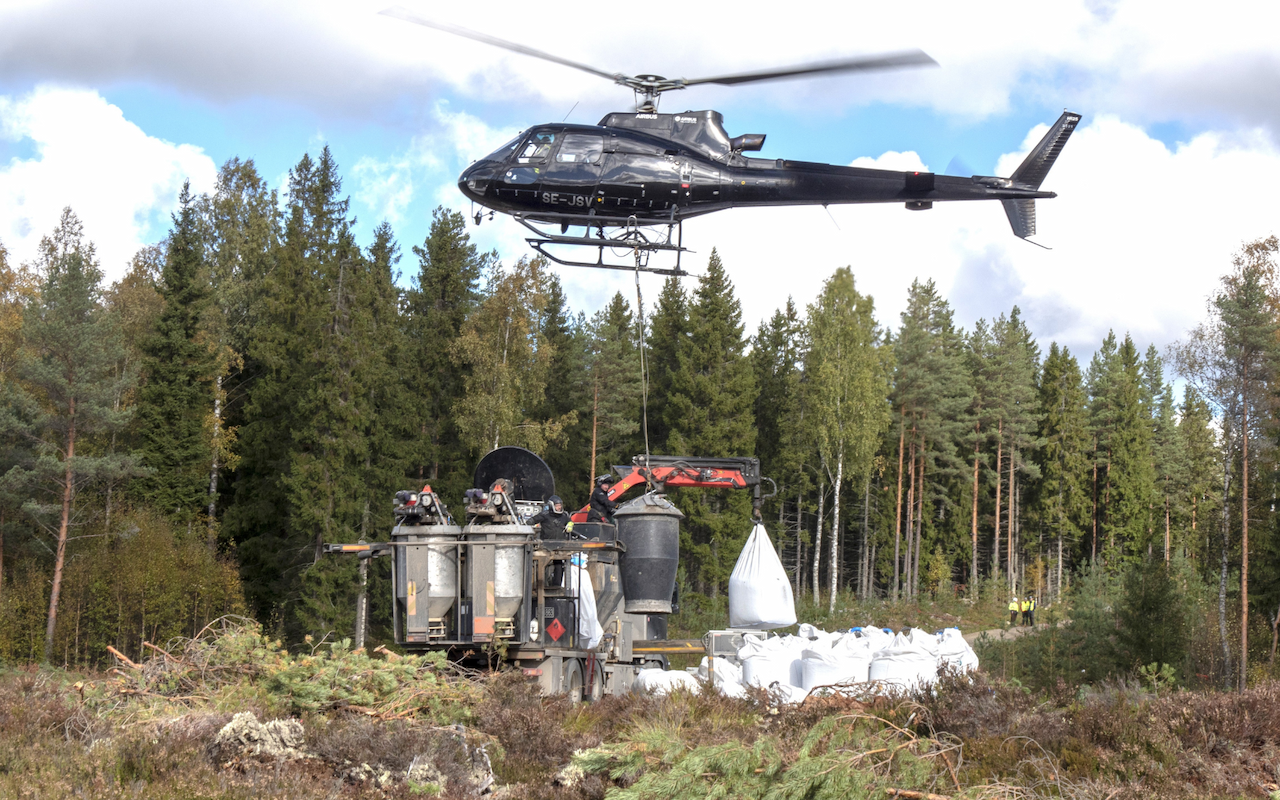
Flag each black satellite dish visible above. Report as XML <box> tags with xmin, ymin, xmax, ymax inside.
<box><xmin>473</xmin><ymin>446</ymin><xmax>556</xmax><ymax>503</ymax></box>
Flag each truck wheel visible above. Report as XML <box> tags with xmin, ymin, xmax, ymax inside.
<box><xmin>563</xmin><ymin>659</ymin><xmax>584</xmax><ymax>702</ymax></box>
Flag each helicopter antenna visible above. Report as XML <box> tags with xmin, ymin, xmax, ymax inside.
<box><xmin>380</xmin><ymin>7</ymin><xmax>936</xmax><ymax>112</ymax></box>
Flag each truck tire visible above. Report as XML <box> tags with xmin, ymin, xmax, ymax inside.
<box><xmin>563</xmin><ymin>658</ymin><xmax>584</xmax><ymax>702</ymax></box>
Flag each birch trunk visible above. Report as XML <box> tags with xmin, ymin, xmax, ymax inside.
<box><xmin>829</xmin><ymin>452</ymin><xmax>843</xmax><ymax>614</ymax></box>
<box><xmin>812</xmin><ymin>476</ymin><xmax>824</xmax><ymax>606</ymax></box>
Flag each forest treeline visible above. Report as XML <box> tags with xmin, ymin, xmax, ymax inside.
<box><xmin>0</xmin><ymin>147</ymin><xmax>1275</xmax><ymax>689</ymax></box>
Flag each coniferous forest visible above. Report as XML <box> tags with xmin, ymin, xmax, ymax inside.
<box><xmin>2</xmin><ymin>148</ymin><xmax>1278</xmax><ymax>694</ymax></box>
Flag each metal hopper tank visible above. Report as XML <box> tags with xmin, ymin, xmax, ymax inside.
<box><xmin>613</xmin><ymin>493</ymin><xmax>684</xmax><ymax>614</ymax></box>
<box><xmin>395</xmin><ymin>524</ymin><xmax>463</xmax><ymax>641</ymax></box>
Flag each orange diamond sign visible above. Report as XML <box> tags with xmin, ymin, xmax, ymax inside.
<box><xmin>546</xmin><ymin>617</ymin><xmax>565</xmax><ymax>642</ymax></box>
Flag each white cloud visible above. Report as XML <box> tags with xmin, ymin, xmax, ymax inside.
<box><xmin>4</xmin><ymin>1</ymin><xmax>1280</xmax><ymax>137</ymax></box>
<box><xmin>0</xmin><ymin>86</ymin><xmax>217</xmax><ymax>277</ymax></box>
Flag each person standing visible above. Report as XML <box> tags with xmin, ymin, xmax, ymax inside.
<box><xmin>1026</xmin><ymin>595</ymin><xmax>1036</xmax><ymax>627</ymax></box>
<box><xmin>1008</xmin><ymin>595</ymin><xmax>1019</xmax><ymax>627</ymax></box>
<box><xmin>529</xmin><ymin>495</ymin><xmax>570</xmax><ymax>540</ymax></box>
<box><xmin>588</xmin><ymin>475</ymin><xmax>618</xmax><ymax>524</ymax></box>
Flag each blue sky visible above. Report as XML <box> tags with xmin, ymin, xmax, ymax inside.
<box><xmin>3</xmin><ymin>0</ymin><xmax>1280</xmax><ymax>360</ymax></box>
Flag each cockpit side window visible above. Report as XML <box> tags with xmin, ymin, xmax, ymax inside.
<box><xmin>555</xmin><ymin>133</ymin><xmax>604</xmax><ymax>165</ymax></box>
<box><xmin>517</xmin><ymin>131</ymin><xmax>557</xmax><ymax>164</ymax></box>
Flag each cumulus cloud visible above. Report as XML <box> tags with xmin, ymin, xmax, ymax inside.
<box><xmin>0</xmin><ymin>86</ymin><xmax>217</xmax><ymax>277</ymax></box>
<box><xmin>3</xmin><ymin>1</ymin><xmax>1280</xmax><ymax>138</ymax></box>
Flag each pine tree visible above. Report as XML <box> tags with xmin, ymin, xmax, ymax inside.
<box><xmin>665</xmin><ymin>250</ymin><xmax>757</xmax><ymax>594</ymax></box>
<box><xmin>803</xmin><ymin>268</ymin><xmax>891</xmax><ymax>612</ymax></box>
<box><xmin>133</xmin><ymin>183</ymin><xmax>217</xmax><ymax>522</ymax></box>
<box><xmin>0</xmin><ymin>209</ymin><xmax>138</xmax><ymax>661</ymax></box>
<box><xmin>962</xmin><ymin>320</ymin><xmax>994</xmax><ymax>589</ymax></box>
<box><xmin>892</xmin><ymin>280</ymin><xmax>972</xmax><ymax>598</ymax></box>
<box><xmin>988</xmin><ymin>308</ymin><xmax>1041</xmax><ymax>591</ymax></box>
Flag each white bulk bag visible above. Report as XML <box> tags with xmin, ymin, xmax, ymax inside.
<box><xmin>739</xmin><ymin>633</ymin><xmax>808</xmax><ymax>688</ymax></box>
<box><xmin>728</xmin><ymin>523</ymin><xmax>797</xmax><ymax>630</ymax></box>
<box><xmin>800</xmin><ymin>647</ymin><xmax>872</xmax><ymax>691</ymax></box>
<box><xmin>632</xmin><ymin>668</ymin><xmax>700</xmax><ymax>696</ymax></box>
<box><xmin>696</xmin><ymin>656</ymin><xmax>748</xmax><ymax>698</ymax></box>
<box><xmin>566</xmin><ymin>556</ymin><xmax>603</xmax><ymax>649</ymax></box>
<box><xmin>854</xmin><ymin>626</ymin><xmax>892</xmax><ymax>651</ymax></box>
<box><xmin>937</xmin><ymin>628</ymin><xmax>980</xmax><ymax>672</ymax></box>
<box><xmin>868</xmin><ymin>632</ymin><xmax>939</xmax><ymax>691</ymax></box>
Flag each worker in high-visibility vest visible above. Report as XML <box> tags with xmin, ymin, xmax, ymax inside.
<box><xmin>1026</xmin><ymin>595</ymin><xmax>1036</xmax><ymax>626</ymax></box>
<box><xmin>1008</xmin><ymin>596</ymin><xmax>1019</xmax><ymax>626</ymax></box>
<box><xmin>1020</xmin><ymin>597</ymin><xmax>1031</xmax><ymax>626</ymax></box>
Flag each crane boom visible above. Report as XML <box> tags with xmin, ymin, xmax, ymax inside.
<box><xmin>570</xmin><ymin>454</ymin><xmax>770</xmax><ymax>522</ymax></box>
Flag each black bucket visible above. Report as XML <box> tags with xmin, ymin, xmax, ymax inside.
<box><xmin>613</xmin><ymin>493</ymin><xmax>684</xmax><ymax>614</ymax></box>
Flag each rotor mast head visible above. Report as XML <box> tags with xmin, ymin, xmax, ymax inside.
<box><xmin>620</xmin><ymin>75</ymin><xmax>687</xmax><ymax>113</ymax></box>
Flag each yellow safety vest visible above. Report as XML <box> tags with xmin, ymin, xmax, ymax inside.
<box><xmin>1020</xmin><ymin>600</ymin><xmax>1030</xmax><ymax>612</ymax></box>
<box><xmin>1008</xmin><ymin>600</ymin><xmax>1019</xmax><ymax>612</ymax></box>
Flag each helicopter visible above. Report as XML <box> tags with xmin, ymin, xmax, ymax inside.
<box><xmin>384</xmin><ymin>7</ymin><xmax>1081</xmax><ymax>276</ymax></box>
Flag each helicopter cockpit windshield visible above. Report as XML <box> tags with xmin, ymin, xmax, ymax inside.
<box><xmin>478</xmin><ymin>133</ymin><xmax>525</xmax><ymax>165</ymax></box>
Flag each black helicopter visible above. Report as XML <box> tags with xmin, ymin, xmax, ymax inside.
<box><xmin>384</xmin><ymin>7</ymin><xmax>1081</xmax><ymax>276</ymax></box>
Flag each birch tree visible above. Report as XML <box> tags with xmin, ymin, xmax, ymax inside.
<box><xmin>805</xmin><ymin>267</ymin><xmax>891</xmax><ymax>613</ymax></box>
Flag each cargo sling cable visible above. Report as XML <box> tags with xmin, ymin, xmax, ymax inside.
<box><xmin>634</xmin><ymin>249</ymin><xmax>651</xmax><ymax>469</ymax></box>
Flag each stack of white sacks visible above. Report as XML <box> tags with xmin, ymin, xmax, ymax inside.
<box><xmin>629</xmin><ymin>525</ymin><xmax>978</xmax><ymax>700</ymax></box>
<box><xmin>631</xmin><ymin>624</ymin><xmax>979</xmax><ymax>701</ymax></box>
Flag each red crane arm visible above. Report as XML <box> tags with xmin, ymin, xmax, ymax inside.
<box><xmin>569</xmin><ymin>458</ymin><xmax>761</xmax><ymax>522</ymax></box>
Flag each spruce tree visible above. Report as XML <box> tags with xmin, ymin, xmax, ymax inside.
<box><xmin>1086</xmin><ymin>331</ymin><xmax>1120</xmax><ymax>563</ymax></box>
<box><xmin>539</xmin><ymin>275</ymin><xmax>591</xmax><ymax>500</ymax></box>
<box><xmin>584</xmin><ymin>292</ymin><xmax>642</xmax><ymax>488</ymax></box>
<box><xmin>1142</xmin><ymin>345</ymin><xmax>1179</xmax><ymax>560</ymax></box>
<box><xmin>665</xmin><ymin>250</ymin><xmax>756</xmax><ymax>594</ymax></box>
<box><xmin>1106</xmin><ymin>334</ymin><xmax>1156</xmax><ymax>559</ymax></box>
<box><xmin>1034</xmin><ymin>342</ymin><xmax>1089</xmax><ymax>594</ymax></box>
<box><xmin>403</xmin><ymin>207</ymin><xmax>486</xmax><ymax>498</ymax></box>
<box><xmin>1174</xmin><ymin>385</ymin><xmax>1218</xmax><ymax>560</ymax></box>
<box><xmin>646</xmin><ymin>277</ymin><xmax>689</xmax><ymax>452</ymax></box>
<box><xmin>751</xmin><ymin>298</ymin><xmax>810</xmax><ymax>588</ymax></box>
<box><xmin>134</xmin><ymin>183</ymin><xmax>217</xmax><ymax>522</ymax></box>
<box><xmin>200</xmin><ymin>158</ymin><xmax>278</xmax><ymax>539</ymax></box>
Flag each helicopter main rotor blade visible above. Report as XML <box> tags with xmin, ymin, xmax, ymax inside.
<box><xmin>380</xmin><ymin>6</ymin><xmax>623</xmax><ymax>84</ymax></box>
<box><xmin>681</xmin><ymin>50</ymin><xmax>937</xmax><ymax>87</ymax></box>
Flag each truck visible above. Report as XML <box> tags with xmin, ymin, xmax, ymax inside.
<box><xmin>325</xmin><ymin>446</ymin><xmax>771</xmax><ymax>699</ymax></box>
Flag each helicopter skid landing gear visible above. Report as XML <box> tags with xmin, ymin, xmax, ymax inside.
<box><xmin>513</xmin><ymin>212</ymin><xmax>689</xmax><ymax>277</ymax></box>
